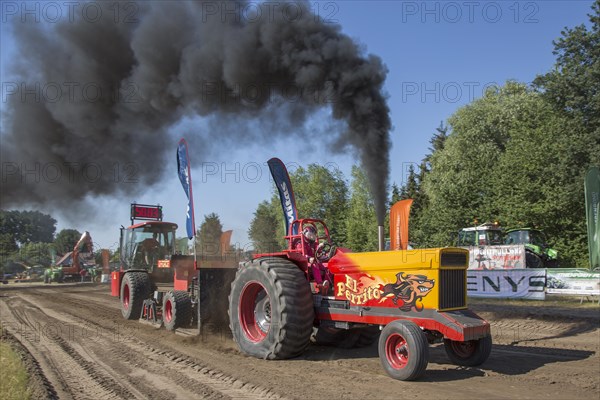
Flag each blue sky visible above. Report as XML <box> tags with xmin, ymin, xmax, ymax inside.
<box><xmin>0</xmin><ymin>1</ymin><xmax>595</xmax><ymax>251</ymax></box>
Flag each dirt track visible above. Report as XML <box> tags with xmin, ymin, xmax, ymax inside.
<box><xmin>1</xmin><ymin>284</ymin><xmax>598</xmax><ymax>399</ymax></box>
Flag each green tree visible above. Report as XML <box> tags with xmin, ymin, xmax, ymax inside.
<box><xmin>390</xmin><ymin>183</ymin><xmax>402</xmax><ymax>206</ymax></box>
<box><xmin>419</xmin><ymin>82</ymin><xmax>532</xmax><ymax>246</ymax></box>
<box><xmin>0</xmin><ymin>210</ymin><xmax>56</xmax><ymax>245</ymax></box>
<box><xmin>401</xmin><ymin>164</ymin><xmax>420</xmax><ymax>201</ymax></box>
<box><xmin>0</xmin><ymin>233</ymin><xmax>18</xmax><ymax>258</ymax></box>
<box><xmin>534</xmin><ymin>0</ymin><xmax>600</xmax><ymax>134</ymax></box>
<box><xmin>196</xmin><ymin>213</ymin><xmax>223</xmax><ymax>257</ymax></box>
<box><xmin>419</xmin><ymin>81</ymin><xmax>592</xmax><ymax>266</ymax></box>
<box><xmin>345</xmin><ymin>166</ymin><xmax>378</xmax><ymax>252</ymax></box>
<box><xmin>16</xmin><ymin>242</ymin><xmax>55</xmax><ymax>266</ymax></box>
<box><xmin>248</xmin><ymin>201</ymin><xmax>280</xmax><ymax>253</ymax></box>
<box><xmin>54</xmin><ymin>229</ymin><xmax>82</xmax><ymax>255</ymax></box>
<box><xmin>423</xmin><ymin>121</ymin><xmax>448</xmax><ymax>168</ymax></box>
<box><xmin>289</xmin><ymin>164</ymin><xmax>349</xmax><ymax>245</ymax></box>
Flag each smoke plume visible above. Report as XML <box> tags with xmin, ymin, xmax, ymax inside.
<box><xmin>1</xmin><ymin>1</ymin><xmax>390</xmax><ymax>223</ymax></box>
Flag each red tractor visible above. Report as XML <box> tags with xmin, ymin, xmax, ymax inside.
<box><xmin>228</xmin><ymin>218</ymin><xmax>492</xmax><ymax>381</ymax></box>
<box><xmin>111</xmin><ymin>204</ymin><xmax>197</xmax><ymax>330</ymax></box>
<box><xmin>111</xmin><ymin>203</ymin><xmax>236</xmax><ymax>331</ymax></box>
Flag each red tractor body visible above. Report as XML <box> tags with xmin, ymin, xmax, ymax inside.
<box><xmin>230</xmin><ymin>218</ymin><xmax>491</xmax><ymax>381</ymax></box>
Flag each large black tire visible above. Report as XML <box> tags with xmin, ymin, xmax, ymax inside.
<box><xmin>525</xmin><ymin>251</ymin><xmax>543</xmax><ymax>268</ymax></box>
<box><xmin>444</xmin><ymin>335</ymin><xmax>492</xmax><ymax>367</ymax></box>
<box><xmin>228</xmin><ymin>257</ymin><xmax>314</xmax><ymax>360</ymax></box>
<box><xmin>311</xmin><ymin>327</ymin><xmax>359</xmax><ymax>348</ymax></box>
<box><xmin>355</xmin><ymin>326</ymin><xmax>381</xmax><ymax>347</ymax></box>
<box><xmin>311</xmin><ymin>326</ymin><xmax>380</xmax><ymax>348</ymax></box>
<box><xmin>378</xmin><ymin>320</ymin><xmax>429</xmax><ymax>381</ymax></box>
<box><xmin>120</xmin><ymin>272</ymin><xmax>151</xmax><ymax>320</ymax></box>
<box><xmin>163</xmin><ymin>291</ymin><xmax>192</xmax><ymax>331</ymax></box>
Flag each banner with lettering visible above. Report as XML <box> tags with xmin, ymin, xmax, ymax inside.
<box><xmin>466</xmin><ymin>269</ymin><xmax>546</xmax><ymax>300</ymax></box>
<box><xmin>267</xmin><ymin>157</ymin><xmax>298</xmax><ymax>236</ymax></box>
<box><xmin>466</xmin><ymin>245</ymin><xmax>526</xmax><ymax>269</ymax></box>
<box><xmin>177</xmin><ymin>138</ymin><xmax>196</xmax><ymax>239</ymax></box>
<box><xmin>390</xmin><ymin>199</ymin><xmax>413</xmax><ymax>250</ymax></box>
<box><xmin>546</xmin><ymin>268</ymin><xmax>600</xmax><ymax>295</ymax></box>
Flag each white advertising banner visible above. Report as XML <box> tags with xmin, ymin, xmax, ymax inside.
<box><xmin>465</xmin><ymin>245</ymin><xmax>526</xmax><ymax>270</ymax></box>
<box><xmin>467</xmin><ymin>269</ymin><xmax>546</xmax><ymax>300</ymax></box>
<box><xmin>546</xmin><ymin>269</ymin><xmax>600</xmax><ymax>295</ymax></box>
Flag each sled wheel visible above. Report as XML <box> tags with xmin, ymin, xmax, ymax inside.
<box><xmin>120</xmin><ymin>272</ymin><xmax>151</xmax><ymax>320</ymax></box>
<box><xmin>444</xmin><ymin>335</ymin><xmax>492</xmax><ymax>367</ymax></box>
<box><xmin>379</xmin><ymin>320</ymin><xmax>429</xmax><ymax>381</ymax></box>
<box><xmin>163</xmin><ymin>291</ymin><xmax>192</xmax><ymax>331</ymax></box>
<box><xmin>229</xmin><ymin>257</ymin><xmax>314</xmax><ymax>359</ymax></box>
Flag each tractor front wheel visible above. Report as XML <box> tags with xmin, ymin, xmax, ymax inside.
<box><xmin>163</xmin><ymin>291</ymin><xmax>192</xmax><ymax>331</ymax></box>
<box><xmin>120</xmin><ymin>272</ymin><xmax>151</xmax><ymax>320</ymax></box>
<box><xmin>229</xmin><ymin>257</ymin><xmax>314</xmax><ymax>360</ymax></box>
<box><xmin>378</xmin><ymin>320</ymin><xmax>429</xmax><ymax>381</ymax></box>
<box><xmin>443</xmin><ymin>335</ymin><xmax>492</xmax><ymax>367</ymax></box>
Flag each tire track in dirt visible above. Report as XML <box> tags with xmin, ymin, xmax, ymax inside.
<box><xmin>0</xmin><ymin>328</ymin><xmax>58</xmax><ymax>399</ymax></box>
<box><xmin>2</xmin><ymin>286</ymin><xmax>598</xmax><ymax>399</ymax></box>
<box><xmin>1</xmin><ymin>295</ymin><xmax>136</xmax><ymax>399</ymax></box>
<box><xmin>1</xmin><ymin>290</ymin><xmax>284</xmax><ymax>400</ymax></box>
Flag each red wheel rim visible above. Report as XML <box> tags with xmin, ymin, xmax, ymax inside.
<box><xmin>239</xmin><ymin>281</ymin><xmax>270</xmax><ymax>343</ymax></box>
<box><xmin>164</xmin><ymin>298</ymin><xmax>173</xmax><ymax>322</ymax></box>
<box><xmin>386</xmin><ymin>333</ymin><xmax>409</xmax><ymax>369</ymax></box>
<box><xmin>123</xmin><ymin>283</ymin><xmax>130</xmax><ymax>310</ymax></box>
<box><xmin>450</xmin><ymin>340</ymin><xmax>476</xmax><ymax>358</ymax></box>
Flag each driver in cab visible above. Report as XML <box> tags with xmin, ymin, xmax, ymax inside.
<box><xmin>296</xmin><ymin>225</ymin><xmax>333</xmax><ymax>295</ymax></box>
<box><xmin>141</xmin><ymin>233</ymin><xmax>160</xmax><ymax>266</ymax></box>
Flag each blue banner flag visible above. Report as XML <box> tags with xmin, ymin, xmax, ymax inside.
<box><xmin>267</xmin><ymin>158</ymin><xmax>298</xmax><ymax>235</ymax></box>
<box><xmin>177</xmin><ymin>139</ymin><xmax>196</xmax><ymax>239</ymax></box>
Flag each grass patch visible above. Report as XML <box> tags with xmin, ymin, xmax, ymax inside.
<box><xmin>0</xmin><ymin>334</ymin><xmax>31</xmax><ymax>400</ymax></box>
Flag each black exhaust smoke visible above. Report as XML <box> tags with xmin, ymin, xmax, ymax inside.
<box><xmin>1</xmin><ymin>1</ymin><xmax>390</xmax><ymax>223</ymax></box>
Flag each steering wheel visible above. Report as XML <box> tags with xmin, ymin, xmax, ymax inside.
<box><xmin>315</xmin><ymin>242</ymin><xmax>335</xmax><ymax>262</ymax></box>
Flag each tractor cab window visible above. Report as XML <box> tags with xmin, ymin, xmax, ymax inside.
<box><xmin>122</xmin><ymin>224</ymin><xmax>176</xmax><ymax>269</ymax></box>
<box><xmin>506</xmin><ymin>230</ymin><xmax>528</xmax><ymax>245</ymax></box>
<box><xmin>458</xmin><ymin>231</ymin><xmax>476</xmax><ymax>246</ymax></box>
<box><xmin>528</xmin><ymin>231</ymin><xmax>546</xmax><ymax>247</ymax></box>
<box><xmin>487</xmin><ymin>230</ymin><xmax>504</xmax><ymax>245</ymax></box>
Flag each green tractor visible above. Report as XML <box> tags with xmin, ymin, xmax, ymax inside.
<box><xmin>505</xmin><ymin>228</ymin><xmax>558</xmax><ymax>268</ymax></box>
<box><xmin>43</xmin><ymin>266</ymin><xmax>64</xmax><ymax>283</ymax></box>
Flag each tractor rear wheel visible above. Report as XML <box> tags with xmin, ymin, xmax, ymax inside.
<box><xmin>229</xmin><ymin>257</ymin><xmax>314</xmax><ymax>360</ymax></box>
<box><xmin>120</xmin><ymin>272</ymin><xmax>151</xmax><ymax>320</ymax></box>
<box><xmin>525</xmin><ymin>251</ymin><xmax>543</xmax><ymax>268</ymax></box>
<box><xmin>443</xmin><ymin>335</ymin><xmax>492</xmax><ymax>367</ymax></box>
<box><xmin>355</xmin><ymin>326</ymin><xmax>381</xmax><ymax>347</ymax></box>
<box><xmin>378</xmin><ymin>320</ymin><xmax>429</xmax><ymax>381</ymax></box>
<box><xmin>311</xmin><ymin>326</ymin><xmax>380</xmax><ymax>348</ymax></box>
<box><xmin>163</xmin><ymin>291</ymin><xmax>192</xmax><ymax>331</ymax></box>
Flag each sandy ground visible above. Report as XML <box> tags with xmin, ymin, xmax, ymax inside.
<box><xmin>0</xmin><ymin>284</ymin><xmax>598</xmax><ymax>400</ymax></box>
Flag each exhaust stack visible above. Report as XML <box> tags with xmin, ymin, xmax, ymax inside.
<box><xmin>378</xmin><ymin>225</ymin><xmax>385</xmax><ymax>252</ymax></box>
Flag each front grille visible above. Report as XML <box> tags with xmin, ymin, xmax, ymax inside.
<box><xmin>439</xmin><ymin>269</ymin><xmax>466</xmax><ymax>310</ymax></box>
<box><xmin>441</xmin><ymin>252</ymin><xmax>468</xmax><ymax>268</ymax></box>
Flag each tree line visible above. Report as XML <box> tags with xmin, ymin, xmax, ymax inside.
<box><xmin>0</xmin><ymin>210</ymin><xmax>87</xmax><ymax>268</ymax></box>
<box><xmin>249</xmin><ymin>2</ymin><xmax>600</xmax><ymax>268</ymax></box>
